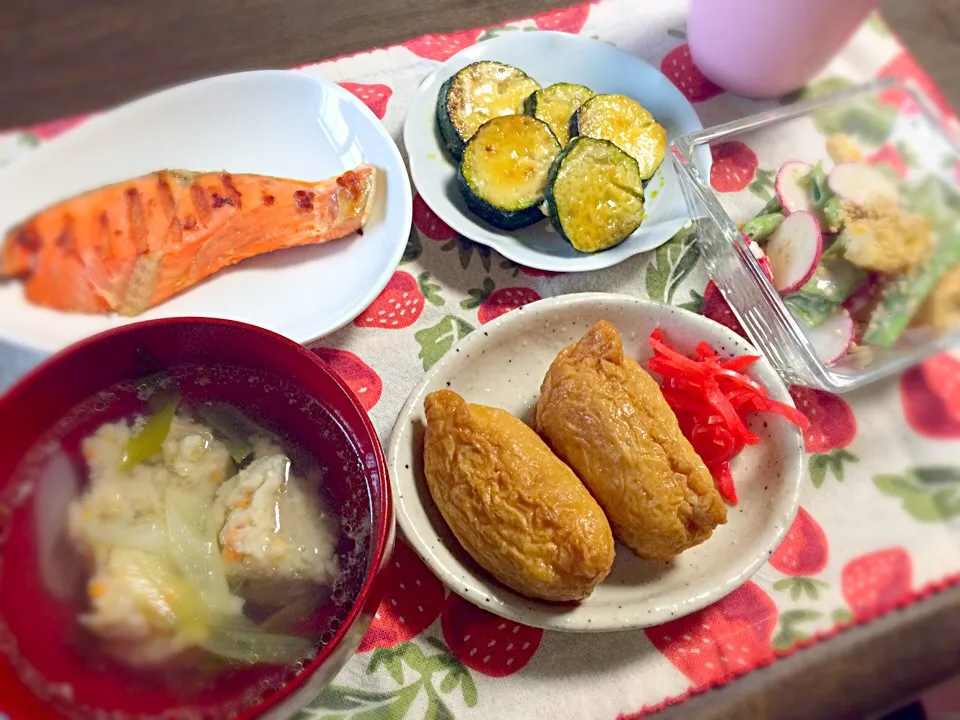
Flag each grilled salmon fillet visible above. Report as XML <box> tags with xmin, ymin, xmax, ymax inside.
<box><xmin>1</xmin><ymin>165</ymin><xmax>377</xmax><ymax>315</ymax></box>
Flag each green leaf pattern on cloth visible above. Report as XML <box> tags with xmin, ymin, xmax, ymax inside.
<box><xmin>773</xmin><ymin>577</ymin><xmax>829</xmax><ymax>602</ymax></box>
<box><xmin>810</xmin><ymin>449</ymin><xmax>859</xmax><ymax>489</ymax></box>
<box><xmin>875</xmin><ymin>467</ymin><xmax>960</xmax><ymax>522</ymax></box>
<box><xmin>772</xmin><ymin>609</ymin><xmax>823</xmax><ymax>650</ymax></box>
<box><xmin>415</xmin><ymin>316</ymin><xmax>475</xmax><ymax>371</ymax></box>
<box><xmin>441</xmin><ymin>236</ymin><xmax>492</xmax><ymax>272</ymax></box>
<box><xmin>418</xmin><ymin>272</ymin><xmax>445</xmax><ymax>307</ymax></box>
<box><xmin>300</xmin><ymin>641</ymin><xmax>478</xmax><ymax>720</ymax></box>
<box><xmin>643</xmin><ymin>224</ymin><xmax>699</xmax><ymax>304</ymax></box>
<box><xmin>459</xmin><ymin>278</ymin><xmax>495</xmax><ymax>311</ymax></box>
<box><xmin>748</xmin><ymin>168</ymin><xmax>775</xmax><ymax>200</ymax></box>
<box><xmin>797</xmin><ymin>76</ymin><xmax>897</xmax><ymax>145</ymax></box>
<box><xmin>677</xmin><ymin>288</ymin><xmax>703</xmax><ymax>314</ymax></box>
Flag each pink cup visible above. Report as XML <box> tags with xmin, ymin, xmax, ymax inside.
<box><xmin>687</xmin><ymin>0</ymin><xmax>876</xmax><ymax>99</ymax></box>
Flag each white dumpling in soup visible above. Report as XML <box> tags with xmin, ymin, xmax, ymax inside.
<box><xmin>212</xmin><ymin>454</ymin><xmax>340</xmax><ymax>601</ymax></box>
<box><xmin>80</xmin><ymin>547</ymin><xmax>203</xmax><ymax>668</ymax></box>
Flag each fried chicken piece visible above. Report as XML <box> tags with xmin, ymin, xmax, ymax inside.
<box><xmin>534</xmin><ymin>320</ymin><xmax>726</xmax><ymax>561</ymax></box>
<box><xmin>423</xmin><ymin>389</ymin><xmax>615</xmax><ymax>602</ymax></box>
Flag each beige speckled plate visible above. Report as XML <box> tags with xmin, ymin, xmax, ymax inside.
<box><xmin>387</xmin><ymin>294</ymin><xmax>803</xmax><ymax>632</ymax></box>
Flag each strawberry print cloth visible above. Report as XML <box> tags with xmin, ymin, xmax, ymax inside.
<box><xmin>2</xmin><ymin>1</ymin><xmax>960</xmax><ymax>719</ymax></box>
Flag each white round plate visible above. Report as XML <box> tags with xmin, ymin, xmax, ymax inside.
<box><xmin>403</xmin><ymin>32</ymin><xmax>710</xmax><ymax>273</ymax></box>
<box><xmin>0</xmin><ymin>70</ymin><xmax>412</xmax><ymax>353</ymax></box>
<box><xmin>388</xmin><ymin>294</ymin><xmax>803</xmax><ymax>631</ymax></box>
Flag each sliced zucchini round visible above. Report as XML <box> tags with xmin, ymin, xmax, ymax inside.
<box><xmin>458</xmin><ymin>115</ymin><xmax>561</xmax><ymax>231</ymax></box>
<box><xmin>523</xmin><ymin>83</ymin><xmax>595</xmax><ymax>146</ymax></box>
<box><xmin>545</xmin><ymin>137</ymin><xmax>645</xmax><ymax>253</ymax></box>
<box><xmin>437</xmin><ymin>61</ymin><xmax>541</xmax><ymax>160</ymax></box>
<box><xmin>571</xmin><ymin>94</ymin><xmax>667</xmax><ymax>181</ymax></box>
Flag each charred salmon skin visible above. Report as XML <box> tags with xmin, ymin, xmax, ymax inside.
<box><xmin>1</xmin><ymin>165</ymin><xmax>377</xmax><ymax>315</ymax></box>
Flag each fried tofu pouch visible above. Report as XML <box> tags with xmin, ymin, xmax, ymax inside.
<box><xmin>423</xmin><ymin>389</ymin><xmax>615</xmax><ymax>602</ymax></box>
<box><xmin>535</xmin><ymin>320</ymin><xmax>726</xmax><ymax>561</ymax></box>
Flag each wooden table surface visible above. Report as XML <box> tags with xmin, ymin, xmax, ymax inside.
<box><xmin>2</xmin><ymin>1</ymin><xmax>960</xmax><ymax>718</ymax></box>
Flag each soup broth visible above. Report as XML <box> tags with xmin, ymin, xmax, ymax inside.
<box><xmin>0</xmin><ymin>363</ymin><xmax>373</xmax><ymax>720</ymax></box>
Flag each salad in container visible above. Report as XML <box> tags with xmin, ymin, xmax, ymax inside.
<box><xmin>670</xmin><ymin>78</ymin><xmax>960</xmax><ymax>391</ymax></box>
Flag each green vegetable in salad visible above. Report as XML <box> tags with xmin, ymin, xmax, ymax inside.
<box><xmin>797</xmin><ymin>240</ymin><xmax>866</xmax><ymax>306</ymax></box>
<box><xmin>801</xmin><ymin>161</ymin><xmax>834</xmax><ymax>211</ymax></box>
<box><xmin>121</xmin><ymin>391</ymin><xmax>180</xmax><ymax>470</ymax></box>
<box><xmin>863</xmin><ymin>234</ymin><xmax>960</xmax><ymax>347</ymax></box>
<box><xmin>742</xmin><ymin>213</ymin><xmax>784</xmax><ymax>244</ymax></box>
<box><xmin>822</xmin><ymin>196</ymin><xmax>846</xmax><ymax>233</ymax></box>
<box><xmin>784</xmin><ymin>292</ymin><xmax>839</xmax><ymax>328</ymax></box>
<box><xmin>757</xmin><ymin>195</ymin><xmax>783</xmax><ymax>216</ymax></box>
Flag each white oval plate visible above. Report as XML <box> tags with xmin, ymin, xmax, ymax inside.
<box><xmin>0</xmin><ymin>70</ymin><xmax>412</xmax><ymax>353</ymax></box>
<box><xmin>403</xmin><ymin>32</ymin><xmax>710</xmax><ymax>273</ymax></box>
<box><xmin>388</xmin><ymin>294</ymin><xmax>803</xmax><ymax>631</ymax></box>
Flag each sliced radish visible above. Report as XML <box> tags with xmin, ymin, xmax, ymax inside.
<box><xmin>764</xmin><ymin>210</ymin><xmax>823</xmax><ymax>294</ymax></box>
<box><xmin>828</xmin><ymin>162</ymin><xmax>899</xmax><ymax>206</ymax></box>
<box><xmin>743</xmin><ymin>234</ymin><xmax>774</xmax><ymax>281</ymax></box>
<box><xmin>801</xmin><ymin>308</ymin><xmax>855</xmax><ymax>365</ymax></box>
<box><xmin>775</xmin><ymin>160</ymin><xmax>815</xmax><ymax>215</ymax></box>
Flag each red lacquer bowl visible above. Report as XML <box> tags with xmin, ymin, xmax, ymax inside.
<box><xmin>0</xmin><ymin>318</ymin><xmax>394</xmax><ymax>720</ymax></box>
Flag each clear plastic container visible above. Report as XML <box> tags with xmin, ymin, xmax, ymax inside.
<box><xmin>670</xmin><ymin>78</ymin><xmax>960</xmax><ymax>392</ymax></box>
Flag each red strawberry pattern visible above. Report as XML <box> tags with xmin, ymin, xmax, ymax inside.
<box><xmin>312</xmin><ymin>348</ymin><xmax>382</xmax><ymax>412</ymax></box>
<box><xmin>413</xmin><ymin>193</ymin><xmax>457</xmax><ymax>240</ymax></box>
<box><xmin>660</xmin><ymin>44</ymin><xmax>723</xmax><ymax>103</ymax></box>
<box><xmin>770</xmin><ymin>508</ymin><xmax>830</xmax><ymax>600</ymax></box>
<box><xmin>26</xmin><ymin>114</ymin><xmax>89</xmax><ymax>140</ymax></box>
<box><xmin>923</xmin><ymin>354</ymin><xmax>960</xmax><ymax>422</ymax></box>
<box><xmin>841</xmin><ymin>548</ymin><xmax>912</xmax><ymax>620</ymax></box>
<box><xmin>404</xmin><ymin>29</ymin><xmax>482</xmax><ymax>61</ymax></box>
<box><xmin>710</xmin><ymin>142</ymin><xmax>759</xmax><ymax>192</ymax></box>
<box><xmin>788</xmin><ymin>387</ymin><xmax>857</xmax><ymax>454</ymax></box>
<box><xmin>867</xmin><ymin>144</ymin><xmax>908</xmax><ymax>179</ymax></box>
<box><xmin>441</xmin><ymin>593</ymin><xmax>543</xmax><ymax>677</ymax></box>
<box><xmin>462</xmin><ymin>278</ymin><xmax>541</xmax><ymax>324</ymax></box>
<box><xmin>478</xmin><ymin>287</ymin><xmax>540</xmax><ymax>324</ymax></box>
<box><xmin>358</xmin><ymin>539</ymin><xmax>446</xmax><ymax>651</ymax></box>
<box><xmin>770</xmin><ymin>507</ymin><xmax>828</xmax><ymax>576</ymax></box>
<box><xmin>354</xmin><ymin>270</ymin><xmax>442</xmax><ymax>329</ymax></box>
<box><xmin>645</xmin><ymin>581</ymin><xmax>777</xmax><ymax>688</ymax></box>
<box><xmin>901</xmin><ymin>353</ymin><xmax>960</xmax><ymax>438</ymax></box>
<box><xmin>878</xmin><ymin>52</ymin><xmax>955</xmax><ymax>120</ymax></box>
<box><xmin>533</xmin><ymin>4</ymin><xmax>593</xmax><ymax>33</ymax></box>
<box><xmin>701</xmin><ymin>280</ymin><xmax>747</xmax><ymax>338</ymax></box>
<box><xmin>339</xmin><ymin>82</ymin><xmax>393</xmax><ymax>120</ymax></box>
